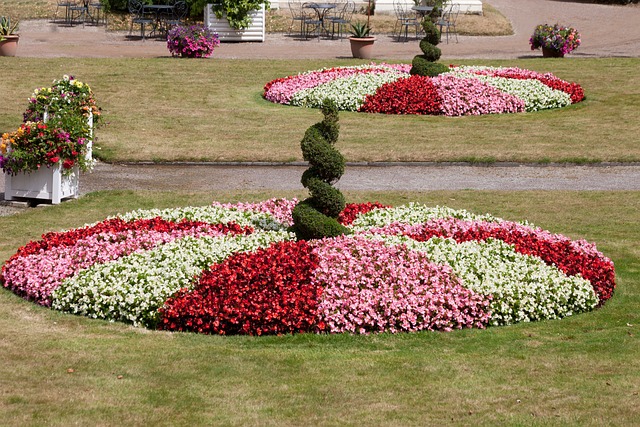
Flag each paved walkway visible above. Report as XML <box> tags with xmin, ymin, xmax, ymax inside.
<box><xmin>14</xmin><ymin>1</ymin><xmax>640</xmax><ymax>59</ymax></box>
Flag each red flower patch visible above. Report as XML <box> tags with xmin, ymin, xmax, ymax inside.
<box><xmin>338</xmin><ymin>202</ymin><xmax>390</xmax><ymax>225</ymax></box>
<box><xmin>403</xmin><ymin>219</ymin><xmax>615</xmax><ymax>304</ymax></box>
<box><xmin>159</xmin><ymin>240</ymin><xmax>323</xmax><ymax>336</ymax></box>
<box><xmin>6</xmin><ymin>217</ymin><xmax>252</xmax><ymax>262</ymax></box>
<box><xmin>360</xmin><ymin>76</ymin><xmax>443</xmax><ymax>115</ymax></box>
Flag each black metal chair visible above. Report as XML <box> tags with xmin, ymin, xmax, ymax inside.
<box><xmin>287</xmin><ymin>0</ymin><xmax>306</xmax><ymax>39</ymax></box>
<box><xmin>393</xmin><ymin>0</ymin><xmax>421</xmax><ymax>42</ymax></box>
<box><xmin>302</xmin><ymin>2</ymin><xmax>323</xmax><ymax>41</ymax></box>
<box><xmin>437</xmin><ymin>2</ymin><xmax>460</xmax><ymax>43</ymax></box>
<box><xmin>165</xmin><ymin>1</ymin><xmax>189</xmax><ymax>32</ymax></box>
<box><xmin>329</xmin><ymin>0</ymin><xmax>355</xmax><ymax>40</ymax></box>
<box><xmin>89</xmin><ymin>2</ymin><xmax>107</xmax><ymax>26</ymax></box>
<box><xmin>68</xmin><ymin>0</ymin><xmax>89</xmax><ymax>27</ymax></box>
<box><xmin>128</xmin><ymin>0</ymin><xmax>154</xmax><ymax>40</ymax></box>
<box><xmin>53</xmin><ymin>0</ymin><xmax>75</xmax><ymax>25</ymax></box>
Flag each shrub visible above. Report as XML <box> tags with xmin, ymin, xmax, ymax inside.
<box><xmin>421</xmin><ymin>20</ymin><xmax>441</xmax><ymax>45</ymax></box>
<box><xmin>410</xmin><ymin>58</ymin><xmax>449</xmax><ymax>77</ymax></box>
<box><xmin>410</xmin><ymin>20</ymin><xmax>447</xmax><ymax>77</ymax></box>
<box><xmin>291</xmin><ymin>100</ymin><xmax>350</xmax><ymax>240</ymax></box>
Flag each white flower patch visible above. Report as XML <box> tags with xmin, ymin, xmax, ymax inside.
<box><xmin>379</xmin><ymin>235</ymin><xmax>598</xmax><ymax>326</ymax></box>
<box><xmin>50</xmin><ymin>230</ymin><xmax>293</xmax><ymax>327</ymax></box>
<box><xmin>350</xmin><ymin>203</ymin><xmax>502</xmax><ymax>231</ymax></box>
<box><xmin>290</xmin><ymin>72</ymin><xmax>407</xmax><ymax>111</ymax></box>
<box><xmin>114</xmin><ymin>205</ymin><xmax>286</xmax><ymax>231</ymax></box>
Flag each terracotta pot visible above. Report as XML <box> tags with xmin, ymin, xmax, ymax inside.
<box><xmin>0</xmin><ymin>35</ymin><xmax>19</xmax><ymax>57</ymax></box>
<box><xmin>542</xmin><ymin>46</ymin><xmax>564</xmax><ymax>58</ymax></box>
<box><xmin>349</xmin><ymin>36</ymin><xmax>376</xmax><ymax>59</ymax></box>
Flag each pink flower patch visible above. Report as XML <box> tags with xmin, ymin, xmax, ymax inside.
<box><xmin>312</xmin><ymin>235</ymin><xmax>491</xmax><ymax>334</ymax></box>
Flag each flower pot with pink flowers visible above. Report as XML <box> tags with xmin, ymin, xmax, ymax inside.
<box><xmin>529</xmin><ymin>23</ymin><xmax>581</xmax><ymax>58</ymax></box>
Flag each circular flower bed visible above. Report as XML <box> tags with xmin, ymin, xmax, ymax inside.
<box><xmin>1</xmin><ymin>199</ymin><xmax>615</xmax><ymax>336</ymax></box>
<box><xmin>263</xmin><ymin>64</ymin><xmax>585</xmax><ymax>116</ymax></box>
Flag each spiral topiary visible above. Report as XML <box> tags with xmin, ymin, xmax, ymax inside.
<box><xmin>410</xmin><ymin>20</ymin><xmax>449</xmax><ymax>77</ymax></box>
<box><xmin>291</xmin><ymin>99</ymin><xmax>350</xmax><ymax>240</ymax></box>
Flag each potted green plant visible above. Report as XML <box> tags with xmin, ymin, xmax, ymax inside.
<box><xmin>348</xmin><ymin>21</ymin><xmax>376</xmax><ymax>59</ymax></box>
<box><xmin>529</xmin><ymin>23</ymin><xmax>581</xmax><ymax>58</ymax></box>
<box><xmin>0</xmin><ymin>16</ymin><xmax>19</xmax><ymax>57</ymax></box>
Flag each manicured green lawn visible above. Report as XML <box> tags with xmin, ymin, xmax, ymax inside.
<box><xmin>2</xmin><ymin>8</ymin><xmax>639</xmax><ymax>425</ymax></box>
<box><xmin>1</xmin><ymin>57</ymin><xmax>639</xmax><ymax>164</ymax></box>
<box><xmin>1</xmin><ymin>190</ymin><xmax>638</xmax><ymax>426</ymax></box>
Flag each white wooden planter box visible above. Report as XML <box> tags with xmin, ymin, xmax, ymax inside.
<box><xmin>3</xmin><ymin>113</ymin><xmax>92</xmax><ymax>205</ymax></box>
<box><xmin>205</xmin><ymin>3</ymin><xmax>266</xmax><ymax>42</ymax></box>
<box><xmin>4</xmin><ymin>164</ymin><xmax>79</xmax><ymax>205</ymax></box>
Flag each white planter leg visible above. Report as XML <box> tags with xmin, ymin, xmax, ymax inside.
<box><xmin>4</xmin><ymin>174</ymin><xmax>15</xmax><ymax>201</ymax></box>
<box><xmin>51</xmin><ymin>164</ymin><xmax>62</xmax><ymax>204</ymax></box>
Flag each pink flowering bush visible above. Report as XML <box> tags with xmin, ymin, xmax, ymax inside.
<box><xmin>263</xmin><ymin>64</ymin><xmax>584</xmax><ymax>116</ymax></box>
<box><xmin>1</xmin><ymin>200</ymin><xmax>614</xmax><ymax>335</ymax></box>
<box><xmin>167</xmin><ymin>24</ymin><xmax>220</xmax><ymax>58</ymax></box>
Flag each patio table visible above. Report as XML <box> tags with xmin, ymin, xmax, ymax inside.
<box><xmin>305</xmin><ymin>3</ymin><xmax>337</xmax><ymax>38</ymax></box>
<box><xmin>143</xmin><ymin>4</ymin><xmax>174</xmax><ymax>36</ymax></box>
<box><xmin>411</xmin><ymin>5</ymin><xmax>434</xmax><ymax>17</ymax></box>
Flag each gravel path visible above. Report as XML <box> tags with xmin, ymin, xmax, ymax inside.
<box><xmin>2</xmin><ymin>1</ymin><xmax>640</xmax><ymax>215</ymax></box>
<box><xmin>78</xmin><ymin>162</ymin><xmax>640</xmax><ymax>193</ymax></box>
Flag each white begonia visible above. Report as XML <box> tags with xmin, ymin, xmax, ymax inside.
<box><xmin>114</xmin><ymin>205</ymin><xmax>286</xmax><ymax>231</ymax></box>
<box><xmin>376</xmin><ymin>234</ymin><xmax>598</xmax><ymax>326</ymax></box>
<box><xmin>290</xmin><ymin>72</ymin><xmax>408</xmax><ymax>111</ymax></box>
<box><xmin>51</xmin><ymin>230</ymin><xmax>293</xmax><ymax>327</ymax></box>
<box><xmin>350</xmin><ymin>203</ymin><xmax>502</xmax><ymax>230</ymax></box>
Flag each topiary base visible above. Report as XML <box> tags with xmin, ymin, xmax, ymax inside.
<box><xmin>410</xmin><ymin>56</ymin><xmax>449</xmax><ymax>77</ymax></box>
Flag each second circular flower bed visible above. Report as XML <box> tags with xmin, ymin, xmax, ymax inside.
<box><xmin>263</xmin><ymin>64</ymin><xmax>585</xmax><ymax>116</ymax></box>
